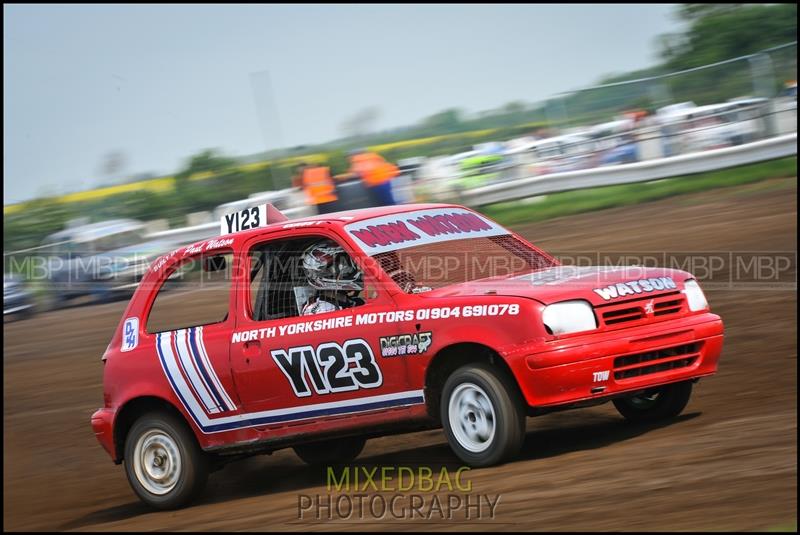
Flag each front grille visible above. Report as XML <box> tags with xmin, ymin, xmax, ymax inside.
<box><xmin>599</xmin><ymin>291</ymin><xmax>685</xmax><ymax>328</ymax></box>
<box><xmin>653</xmin><ymin>297</ymin><xmax>683</xmax><ymax>316</ymax></box>
<box><xmin>603</xmin><ymin>305</ymin><xmax>643</xmax><ymax>325</ymax></box>
<box><xmin>613</xmin><ymin>342</ymin><xmax>701</xmax><ymax>380</ymax></box>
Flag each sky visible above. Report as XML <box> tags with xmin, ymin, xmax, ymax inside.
<box><xmin>3</xmin><ymin>4</ymin><xmax>683</xmax><ymax>204</ymax></box>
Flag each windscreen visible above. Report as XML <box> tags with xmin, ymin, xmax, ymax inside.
<box><xmin>345</xmin><ymin>207</ymin><xmax>557</xmax><ymax>293</ymax></box>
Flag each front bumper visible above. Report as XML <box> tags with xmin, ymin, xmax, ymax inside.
<box><xmin>4</xmin><ymin>303</ymin><xmax>33</xmax><ymax>315</ymax></box>
<box><xmin>506</xmin><ymin>312</ymin><xmax>724</xmax><ymax>408</ymax></box>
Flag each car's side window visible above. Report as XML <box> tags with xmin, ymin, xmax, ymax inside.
<box><xmin>249</xmin><ymin>236</ymin><xmax>366</xmax><ymax>321</ymax></box>
<box><xmin>146</xmin><ymin>250</ymin><xmax>234</xmax><ymax>333</ymax></box>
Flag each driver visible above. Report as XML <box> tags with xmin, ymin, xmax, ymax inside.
<box><xmin>300</xmin><ymin>239</ymin><xmax>364</xmax><ymax>315</ymax></box>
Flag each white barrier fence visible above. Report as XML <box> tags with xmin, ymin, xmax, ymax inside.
<box><xmin>459</xmin><ymin>132</ymin><xmax>797</xmax><ymax>207</ymax></box>
<box><xmin>4</xmin><ymin>131</ymin><xmax>795</xmax><ymax>260</ymax></box>
<box><xmin>141</xmin><ymin>133</ymin><xmax>797</xmax><ymax>246</ymax></box>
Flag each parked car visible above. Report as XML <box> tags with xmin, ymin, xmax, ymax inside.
<box><xmin>411</xmin><ymin>155</ymin><xmax>462</xmax><ymax>202</ymax></box>
<box><xmin>679</xmin><ymin>99</ymin><xmax>767</xmax><ymax>151</ymax></box>
<box><xmin>3</xmin><ymin>274</ymin><xmax>35</xmax><ymax>320</ymax></box>
<box><xmin>656</xmin><ymin>99</ymin><xmax>768</xmax><ymax>155</ymax></box>
<box><xmin>458</xmin><ymin>152</ymin><xmax>507</xmax><ymax>189</ymax></box>
<box><xmin>588</xmin><ymin>118</ymin><xmax>639</xmax><ymax>166</ymax></box>
<box><xmin>41</xmin><ymin>219</ymin><xmax>178</xmax><ymax>306</ymax></box>
<box><xmin>656</xmin><ymin>102</ymin><xmax>698</xmax><ymax>156</ymax></box>
<box><xmin>394</xmin><ymin>157</ymin><xmax>427</xmax><ymax>204</ymax></box>
<box><xmin>528</xmin><ymin>133</ymin><xmax>595</xmax><ymax>175</ymax></box>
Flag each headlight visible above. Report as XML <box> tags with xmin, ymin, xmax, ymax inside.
<box><xmin>542</xmin><ymin>300</ymin><xmax>597</xmax><ymax>335</ymax></box>
<box><xmin>683</xmin><ymin>279</ymin><xmax>709</xmax><ymax>311</ymax></box>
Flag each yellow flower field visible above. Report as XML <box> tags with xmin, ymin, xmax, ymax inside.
<box><xmin>4</xmin><ymin>176</ymin><xmax>176</xmax><ymax>215</ymax></box>
<box><xmin>4</xmin><ymin>123</ymin><xmax>542</xmax><ymax>216</ymax></box>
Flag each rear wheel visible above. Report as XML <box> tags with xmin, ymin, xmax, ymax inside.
<box><xmin>123</xmin><ymin>412</ymin><xmax>208</xmax><ymax>510</ymax></box>
<box><xmin>293</xmin><ymin>436</ymin><xmax>366</xmax><ymax>466</ymax></box>
<box><xmin>613</xmin><ymin>381</ymin><xmax>693</xmax><ymax>423</ymax></box>
<box><xmin>441</xmin><ymin>363</ymin><xmax>525</xmax><ymax>467</ymax></box>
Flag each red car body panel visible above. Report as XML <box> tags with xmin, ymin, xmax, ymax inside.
<box><xmin>92</xmin><ymin>203</ymin><xmax>724</xmax><ymax>461</ymax></box>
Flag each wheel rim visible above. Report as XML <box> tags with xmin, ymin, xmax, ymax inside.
<box><xmin>133</xmin><ymin>429</ymin><xmax>181</xmax><ymax>495</ymax></box>
<box><xmin>628</xmin><ymin>391</ymin><xmax>660</xmax><ymax>409</ymax></box>
<box><xmin>448</xmin><ymin>382</ymin><xmax>496</xmax><ymax>453</ymax></box>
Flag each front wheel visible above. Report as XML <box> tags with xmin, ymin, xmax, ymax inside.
<box><xmin>293</xmin><ymin>436</ymin><xmax>366</xmax><ymax>466</ymax></box>
<box><xmin>124</xmin><ymin>412</ymin><xmax>208</xmax><ymax>510</ymax></box>
<box><xmin>441</xmin><ymin>363</ymin><xmax>525</xmax><ymax>467</ymax></box>
<box><xmin>612</xmin><ymin>380</ymin><xmax>693</xmax><ymax>423</ymax></box>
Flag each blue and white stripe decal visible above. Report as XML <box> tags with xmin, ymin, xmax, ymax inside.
<box><xmin>157</xmin><ymin>332</ymin><xmax>211</xmax><ymax>429</ymax></box>
<box><xmin>173</xmin><ymin>329</ymin><xmax>221</xmax><ymax>414</ymax></box>
<box><xmin>155</xmin><ymin>331</ymin><xmax>425</xmax><ymax>434</ymax></box>
<box><xmin>193</xmin><ymin>326</ymin><xmax>237</xmax><ymax>411</ymax></box>
<box><xmin>161</xmin><ymin>327</ymin><xmax>237</xmax><ymax>414</ymax></box>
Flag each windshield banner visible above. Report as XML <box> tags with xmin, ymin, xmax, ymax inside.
<box><xmin>344</xmin><ymin>208</ymin><xmax>510</xmax><ymax>255</ymax></box>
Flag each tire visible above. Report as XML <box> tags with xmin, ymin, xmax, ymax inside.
<box><xmin>123</xmin><ymin>412</ymin><xmax>208</xmax><ymax>510</ymax></box>
<box><xmin>293</xmin><ymin>436</ymin><xmax>366</xmax><ymax>466</ymax></box>
<box><xmin>441</xmin><ymin>363</ymin><xmax>525</xmax><ymax>467</ymax></box>
<box><xmin>612</xmin><ymin>380</ymin><xmax>693</xmax><ymax>423</ymax></box>
<box><xmin>19</xmin><ymin>305</ymin><xmax>35</xmax><ymax>321</ymax></box>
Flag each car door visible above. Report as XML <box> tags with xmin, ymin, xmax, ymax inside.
<box><xmin>144</xmin><ymin>248</ymin><xmax>242</xmax><ymax>428</ymax></box>
<box><xmin>228</xmin><ymin>229</ymin><xmax>419</xmax><ymax>423</ymax></box>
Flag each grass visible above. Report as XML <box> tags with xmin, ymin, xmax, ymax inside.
<box><xmin>766</xmin><ymin>522</ymin><xmax>798</xmax><ymax>532</ymax></box>
<box><xmin>481</xmin><ymin>156</ymin><xmax>797</xmax><ymax>227</ymax></box>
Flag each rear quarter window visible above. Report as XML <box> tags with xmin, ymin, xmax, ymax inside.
<box><xmin>146</xmin><ymin>251</ymin><xmax>234</xmax><ymax>333</ymax></box>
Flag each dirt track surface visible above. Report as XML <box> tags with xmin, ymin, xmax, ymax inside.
<box><xmin>4</xmin><ymin>178</ymin><xmax>797</xmax><ymax>531</ymax></box>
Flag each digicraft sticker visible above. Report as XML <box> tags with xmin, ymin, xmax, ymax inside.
<box><xmin>380</xmin><ymin>332</ymin><xmax>433</xmax><ymax>357</ymax></box>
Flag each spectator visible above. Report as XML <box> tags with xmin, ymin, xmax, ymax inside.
<box><xmin>346</xmin><ymin>148</ymin><xmax>399</xmax><ymax>206</ymax></box>
<box><xmin>292</xmin><ymin>162</ymin><xmax>339</xmax><ymax>215</ymax></box>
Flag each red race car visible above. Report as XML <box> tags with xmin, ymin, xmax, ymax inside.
<box><xmin>92</xmin><ymin>203</ymin><xmax>724</xmax><ymax>508</ymax></box>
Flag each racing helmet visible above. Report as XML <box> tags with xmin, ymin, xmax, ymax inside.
<box><xmin>302</xmin><ymin>240</ymin><xmax>363</xmax><ymax>291</ymax></box>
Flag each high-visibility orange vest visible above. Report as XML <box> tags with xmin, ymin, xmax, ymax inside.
<box><xmin>301</xmin><ymin>166</ymin><xmax>337</xmax><ymax>205</ymax></box>
<box><xmin>349</xmin><ymin>152</ymin><xmax>398</xmax><ymax>187</ymax></box>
